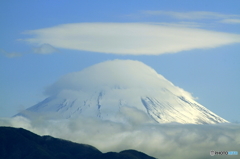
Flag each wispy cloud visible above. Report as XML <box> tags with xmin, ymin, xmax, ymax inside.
<box><xmin>154</xmin><ymin>22</ymin><xmax>203</xmax><ymax>28</ymax></box>
<box><xmin>0</xmin><ymin>49</ymin><xmax>22</xmax><ymax>58</ymax></box>
<box><xmin>0</xmin><ymin>44</ymin><xmax>58</xmax><ymax>58</ymax></box>
<box><xmin>220</xmin><ymin>19</ymin><xmax>240</xmax><ymax>24</ymax></box>
<box><xmin>143</xmin><ymin>11</ymin><xmax>240</xmax><ymax>20</ymax></box>
<box><xmin>32</xmin><ymin>43</ymin><xmax>59</xmax><ymax>54</ymax></box>
<box><xmin>1</xmin><ymin>116</ymin><xmax>240</xmax><ymax>159</ymax></box>
<box><xmin>23</xmin><ymin>23</ymin><xmax>240</xmax><ymax>55</ymax></box>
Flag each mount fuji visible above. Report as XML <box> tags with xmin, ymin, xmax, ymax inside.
<box><xmin>17</xmin><ymin>60</ymin><xmax>228</xmax><ymax>124</ymax></box>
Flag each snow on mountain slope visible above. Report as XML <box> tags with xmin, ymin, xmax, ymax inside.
<box><xmin>17</xmin><ymin>60</ymin><xmax>228</xmax><ymax>124</ymax></box>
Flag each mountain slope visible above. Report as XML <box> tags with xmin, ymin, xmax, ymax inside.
<box><xmin>0</xmin><ymin>126</ymin><xmax>156</xmax><ymax>159</ymax></box>
<box><xmin>17</xmin><ymin>60</ymin><xmax>228</xmax><ymax>124</ymax></box>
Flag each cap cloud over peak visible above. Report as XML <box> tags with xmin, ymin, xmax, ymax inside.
<box><xmin>44</xmin><ymin>59</ymin><xmax>192</xmax><ymax>99</ymax></box>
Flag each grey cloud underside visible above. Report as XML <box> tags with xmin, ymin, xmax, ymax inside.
<box><xmin>16</xmin><ymin>60</ymin><xmax>228</xmax><ymax>124</ymax></box>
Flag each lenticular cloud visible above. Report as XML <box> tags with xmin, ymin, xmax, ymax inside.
<box><xmin>24</xmin><ymin>23</ymin><xmax>240</xmax><ymax>55</ymax></box>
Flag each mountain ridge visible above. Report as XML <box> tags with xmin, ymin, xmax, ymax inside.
<box><xmin>0</xmin><ymin>126</ymin><xmax>156</xmax><ymax>159</ymax></box>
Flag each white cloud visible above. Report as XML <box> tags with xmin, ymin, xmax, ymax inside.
<box><xmin>143</xmin><ymin>11</ymin><xmax>240</xmax><ymax>20</ymax></box>
<box><xmin>0</xmin><ymin>49</ymin><xmax>22</xmax><ymax>58</ymax></box>
<box><xmin>43</xmin><ymin>59</ymin><xmax>197</xmax><ymax>101</ymax></box>
<box><xmin>1</xmin><ymin>116</ymin><xmax>240</xmax><ymax>159</ymax></box>
<box><xmin>220</xmin><ymin>19</ymin><xmax>240</xmax><ymax>24</ymax></box>
<box><xmin>33</xmin><ymin>43</ymin><xmax>59</xmax><ymax>54</ymax></box>
<box><xmin>154</xmin><ymin>22</ymin><xmax>203</xmax><ymax>28</ymax></box>
<box><xmin>0</xmin><ymin>44</ymin><xmax>58</xmax><ymax>57</ymax></box>
<box><xmin>23</xmin><ymin>23</ymin><xmax>240</xmax><ymax>55</ymax></box>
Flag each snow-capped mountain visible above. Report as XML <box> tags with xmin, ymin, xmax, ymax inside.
<box><xmin>17</xmin><ymin>60</ymin><xmax>228</xmax><ymax>124</ymax></box>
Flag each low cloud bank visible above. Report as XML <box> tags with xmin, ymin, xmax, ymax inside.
<box><xmin>24</xmin><ymin>23</ymin><xmax>240</xmax><ymax>55</ymax></box>
<box><xmin>1</xmin><ymin>116</ymin><xmax>240</xmax><ymax>159</ymax></box>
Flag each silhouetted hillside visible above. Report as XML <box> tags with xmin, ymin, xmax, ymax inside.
<box><xmin>0</xmin><ymin>126</ymin><xmax>156</xmax><ymax>159</ymax></box>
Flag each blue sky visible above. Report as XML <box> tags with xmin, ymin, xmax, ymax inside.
<box><xmin>1</xmin><ymin>0</ymin><xmax>240</xmax><ymax>122</ymax></box>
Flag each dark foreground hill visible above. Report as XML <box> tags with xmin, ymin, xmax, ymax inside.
<box><xmin>0</xmin><ymin>126</ymin><xmax>156</xmax><ymax>159</ymax></box>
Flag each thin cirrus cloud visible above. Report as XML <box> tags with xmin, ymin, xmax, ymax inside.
<box><xmin>220</xmin><ymin>19</ymin><xmax>240</xmax><ymax>24</ymax></box>
<box><xmin>32</xmin><ymin>43</ymin><xmax>59</xmax><ymax>54</ymax></box>
<box><xmin>0</xmin><ymin>44</ymin><xmax>58</xmax><ymax>58</ymax></box>
<box><xmin>0</xmin><ymin>48</ymin><xmax>22</xmax><ymax>58</ymax></box>
<box><xmin>143</xmin><ymin>11</ymin><xmax>240</xmax><ymax>20</ymax></box>
<box><xmin>23</xmin><ymin>23</ymin><xmax>240</xmax><ymax>55</ymax></box>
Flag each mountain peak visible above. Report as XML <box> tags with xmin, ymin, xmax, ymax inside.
<box><xmin>17</xmin><ymin>60</ymin><xmax>228</xmax><ymax>124</ymax></box>
<box><xmin>45</xmin><ymin>59</ymin><xmax>171</xmax><ymax>94</ymax></box>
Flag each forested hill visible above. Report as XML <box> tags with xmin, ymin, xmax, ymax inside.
<box><xmin>0</xmin><ymin>126</ymin><xmax>156</xmax><ymax>159</ymax></box>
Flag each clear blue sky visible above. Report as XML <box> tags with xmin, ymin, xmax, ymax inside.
<box><xmin>1</xmin><ymin>0</ymin><xmax>240</xmax><ymax>122</ymax></box>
